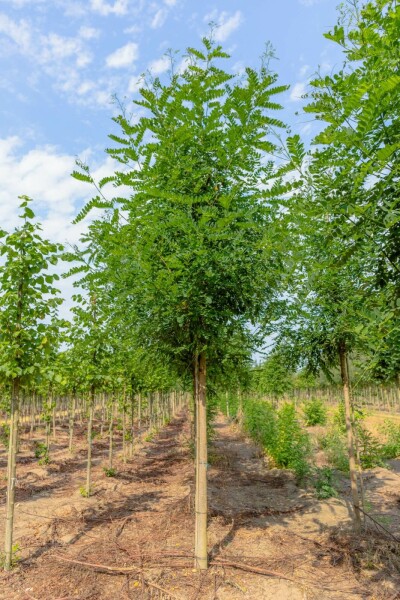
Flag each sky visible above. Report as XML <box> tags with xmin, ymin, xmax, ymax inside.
<box><xmin>0</xmin><ymin>0</ymin><xmax>344</xmax><ymax>315</ymax></box>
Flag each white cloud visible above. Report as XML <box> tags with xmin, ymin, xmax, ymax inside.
<box><xmin>290</xmin><ymin>81</ymin><xmax>307</xmax><ymax>101</ymax></box>
<box><xmin>0</xmin><ymin>136</ymin><xmax>87</xmax><ymax>239</ymax></box>
<box><xmin>148</xmin><ymin>55</ymin><xmax>170</xmax><ymax>75</ymax></box>
<box><xmin>163</xmin><ymin>0</ymin><xmax>177</xmax><ymax>5</ymax></box>
<box><xmin>299</xmin><ymin>0</ymin><xmax>320</xmax><ymax>5</ymax></box>
<box><xmin>151</xmin><ymin>7</ymin><xmax>167</xmax><ymax>29</ymax></box>
<box><xmin>106</xmin><ymin>42</ymin><xmax>139</xmax><ymax>68</ymax></box>
<box><xmin>90</xmin><ymin>0</ymin><xmax>128</xmax><ymax>16</ymax></box>
<box><xmin>0</xmin><ymin>13</ymin><xmax>32</xmax><ymax>53</ymax></box>
<box><xmin>40</xmin><ymin>33</ymin><xmax>92</xmax><ymax>68</ymax></box>
<box><xmin>79</xmin><ymin>26</ymin><xmax>100</xmax><ymax>40</ymax></box>
<box><xmin>204</xmin><ymin>10</ymin><xmax>243</xmax><ymax>42</ymax></box>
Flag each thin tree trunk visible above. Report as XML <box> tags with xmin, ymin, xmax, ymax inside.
<box><xmin>194</xmin><ymin>352</ymin><xmax>208</xmax><ymax>570</ymax></box>
<box><xmin>86</xmin><ymin>386</ymin><xmax>95</xmax><ymax>497</ymax></box>
<box><xmin>339</xmin><ymin>344</ymin><xmax>362</xmax><ymax>531</ymax></box>
<box><xmin>138</xmin><ymin>393</ymin><xmax>142</xmax><ymax>434</ymax></box>
<box><xmin>4</xmin><ymin>377</ymin><xmax>20</xmax><ymax>571</ymax></box>
<box><xmin>68</xmin><ymin>393</ymin><xmax>76</xmax><ymax>453</ymax></box>
<box><xmin>108</xmin><ymin>403</ymin><xmax>114</xmax><ymax>470</ymax></box>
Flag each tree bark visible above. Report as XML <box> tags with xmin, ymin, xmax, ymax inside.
<box><xmin>86</xmin><ymin>385</ymin><xmax>95</xmax><ymax>497</ymax></box>
<box><xmin>339</xmin><ymin>343</ymin><xmax>362</xmax><ymax>531</ymax></box>
<box><xmin>68</xmin><ymin>393</ymin><xmax>76</xmax><ymax>453</ymax></box>
<box><xmin>194</xmin><ymin>352</ymin><xmax>208</xmax><ymax>570</ymax></box>
<box><xmin>4</xmin><ymin>377</ymin><xmax>20</xmax><ymax>571</ymax></box>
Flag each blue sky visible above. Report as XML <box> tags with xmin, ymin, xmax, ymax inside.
<box><xmin>0</xmin><ymin>0</ymin><xmax>344</xmax><ymax>309</ymax></box>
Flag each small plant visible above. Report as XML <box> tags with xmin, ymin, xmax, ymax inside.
<box><xmin>303</xmin><ymin>398</ymin><xmax>327</xmax><ymax>426</ymax></box>
<box><xmin>34</xmin><ymin>441</ymin><xmax>49</xmax><ymax>464</ymax></box>
<box><xmin>0</xmin><ymin>423</ymin><xmax>10</xmax><ymax>448</ymax></box>
<box><xmin>274</xmin><ymin>403</ymin><xmax>311</xmax><ymax>479</ymax></box>
<box><xmin>79</xmin><ymin>485</ymin><xmax>94</xmax><ymax>497</ymax></box>
<box><xmin>380</xmin><ymin>420</ymin><xmax>400</xmax><ymax>459</ymax></box>
<box><xmin>356</xmin><ymin>425</ymin><xmax>385</xmax><ymax>469</ymax></box>
<box><xmin>34</xmin><ymin>441</ymin><xmax>47</xmax><ymax>459</ymax></box>
<box><xmin>313</xmin><ymin>467</ymin><xmax>338</xmax><ymax>499</ymax></box>
<box><xmin>103</xmin><ymin>467</ymin><xmax>116</xmax><ymax>477</ymax></box>
<box><xmin>0</xmin><ymin>543</ymin><xmax>21</xmax><ymax>568</ymax></box>
<box><xmin>319</xmin><ymin>428</ymin><xmax>349</xmax><ymax>472</ymax></box>
<box><xmin>144</xmin><ymin>431</ymin><xmax>155</xmax><ymax>442</ymax></box>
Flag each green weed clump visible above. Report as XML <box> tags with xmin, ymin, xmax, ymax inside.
<box><xmin>380</xmin><ymin>420</ymin><xmax>400</xmax><ymax>459</ymax></box>
<box><xmin>319</xmin><ymin>429</ymin><xmax>349</xmax><ymax>472</ymax></box>
<box><xmin>103</xmin><ymin>467</ymin><xmax>116</xmax><ymax>477</ymax></box>
<box><xmin>243</xmin><ymin>400</ymin><xmax>311</xmax><ymax>479</ymax></box>
<box><xmin>244</xmin><ymin>399</ymin><xmax>277</xmax><ymax>450</ymax></box>
<box><xmin>0</xmin><ymin>423</ymin><xmax>10</xmax><ymax>448</ymax></box>
<box><xmin>0</xmin><ymin>543</ymin><xmax>20</xmax><ymax>568</ymax></box>
<box><xmin>34</xmin><ymin>441</ymin><xmax>49</xmax><ymax>464</ymax></box>
<box><xmin>274</xmin><ymin>403</ymin><xmax>311</xmax><ymax>478</ymax></box>
<box><xmin>313</xmin><ymin>467</ymin><xmax>338</xmax><ymax>499</ymax></box>
<box><xmin>302</xmin><ymin>398</ymin><xmax>327</xmax><ymax>426</ymax></box>
<box><xmin>356</xmin><ymin>425</ymin><xmax>385</xmax><ymax>469</ymax></box>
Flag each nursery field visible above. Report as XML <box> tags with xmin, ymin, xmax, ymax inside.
<box><xmin>0</xmin><ymin>399</ymin><xmax>400</xmax><ymax>600</ymax></box>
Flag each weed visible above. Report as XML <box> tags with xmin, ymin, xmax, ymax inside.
<box><xmin>356</xmin><ymin>425</ymin><xmax>385</xmax><ymax>469</ymax></box>
<box><xmin>144</xmin><ymin>431</ymin><xmax>155</xmax><ymax>442</ymax></box>
<box><xmin>103</xmin><ymin>467</ymin><xmax>116</xmax><ymax>477</ymax></box>
<box><xmin>274</xmin><ymin>403</ymin><xmax>311</xmax><ymax>479</ymax></box>
<box><xmin>380</xmin><ymin>420</ymin><xmax>400</xmax><ymax>459</ymax></box>
<box><xmin>79</xmin><ymin>485</ymin><xmax>93</xmax><ymax>497</ymax></box>
<box><xmin>0</xmin><ymin>423</ymin><xmax>10</xmax><ymax>448</ymax></box>
<box><xmin>313</xmin><ymin>467</ymin><xmax>338</xmax><ymax>499</ymax></box>
<box><xmin>303</xmin><ymin>398</ymin><xmax>327</xmax><ymax>426</ymax></box>
<box><xmin>34</xmin><ymin>441</ymin><xmax>49</xmax><ymax>464</ymax></box>
<box><xmin>0</xmin><ymin>543</ymin><xmax>21</xmax><ymax>568</ymax></box>
<box><xmin>320</xmin><ymin>428</ymin><xmax>349</xmax><ymax>472</ymax></box>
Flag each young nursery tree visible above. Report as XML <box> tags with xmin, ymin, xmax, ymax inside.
<box><xmin>72</xmin><ymin>38</ymin><xmax>290</xmax><ymax>568</ymax></box>
<box><xmin>0</xmin><ymin>198</ymin><xmax>63</xmax><ymax>570</ymax></box>
<box><xmin>304</xmin><ymin>0</ymin><xmax>400</xmax><ymax>380</ymax></box>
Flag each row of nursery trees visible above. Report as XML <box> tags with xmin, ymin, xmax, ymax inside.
<box><xmin>1</xmin><ymin>0</ymin><xmax>399</xmax><ymax>572</ymax></box>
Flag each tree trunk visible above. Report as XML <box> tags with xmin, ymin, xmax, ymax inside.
<box><xmin>339</xmin><ymin>344</ymin><xmax>362</xmax><ymax>531</ymax></box>
<box><xmin>108</xmin><ymin>403</ymin><xmax>114</xmax><ymax>470</ymax></box>
<box><xmin>4</xmin><ymin>377</ymin><xmax>20</xmax><ymax>571</ymax></box>
<box><xmin>86</xmin><ymin>386</ymin><xmax>95</xmax><ymax>497</ymax></box>
<box><xmin>68</xmin><ymin>393</ymin><xmax>76</xmax><ymax>453</ymax></box>
<box><xmin>194</xmin><ymin>352</ymin><xmax>208</xmax><ymax>570</ymax></box>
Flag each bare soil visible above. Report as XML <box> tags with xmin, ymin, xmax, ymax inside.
<box><xmin>0</xmin><ymin>412</ymin><xmax>399</xmax><ymax>599</ymax></box>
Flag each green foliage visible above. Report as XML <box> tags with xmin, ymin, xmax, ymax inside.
<box><xmin>380</xmin><ymin>419</ymin><xmax>400</xmax><ymax>459</ymax></box>
<box><xmin>144</xmin><ymin>430</ymin><xmax>155</xmax><ymax>442</ymax></box>
<box><xmin>253</xmin><ymin>353</ymin><xmax>293</xmax><ymax>397</ymax></box>
<box><xmin>274</xmin><ymin>403</ymin><xmax>311</xmax><ymax>478</ymax></box>
<box><xmin>356</xmin><ymin>425</ymin><xmax>385</xmax><ymax>469</ymax></box>
<box><xmin>68</xmin><ymin>36</ymin><xmax>292</xmax><ymax>390</ymax></box>
<box><xmin>319</xmin><ymin>429</ymin><xmax>349</xmax><ymax>472</ymax></box>
<box><xmin>313</xmin><ymin>467</ymin><xmax>338</xmax><ymax>500</ymax></box>
<box><xmin>0</xmin><ymin>197</ymin><xmax>64</xmax><ymax>383</ymax></box>
<box><xmin>243</xmin><ymin>399</ymin><xmax>277</xmax><ymax>450</ymax></box>
<box><xmin>207</xmin><ymin>394</ymin><xmax>219</xmax><ymax>441</ymax></box>
<box><xmin>243</xmin><ymin>399</ymin><xmax>311</xmax><ymax>478</ymax></box>
<box><xmin>34</xmin><ymin>441</ymin><xmax>48</xmax><ymax>461</ymax></box>
<box><xmin>0</xmin><ymin>423</ymin><xmax>10</xmax><ymax>448</ymax></box>
<box><xmin>302</xmin><ymin>398</ymin><xmax>327</xmax><ymax>426</ymax></box>
<box><xmin>0</xmin><ymin>543</ymin><xmax>20</xmax><ymax>568</ymax></box>
<box><xmin>79</xmin><ymin>485</ymin><xmax>93</xmax><ymax>497</ymax></box>
<box><xmin>103</xmin><ymin>467</ymin><xmax>117</xmax><ymax>477</ymax></box>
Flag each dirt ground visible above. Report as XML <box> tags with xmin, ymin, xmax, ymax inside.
<box><xmin>0</xmin><ymin>412</ymin><xmax>399</xmax><ymax>599</ymax></box>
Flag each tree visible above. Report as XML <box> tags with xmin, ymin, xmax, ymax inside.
<box><xmin>72</xmin><ymin>37</ymin><xmax>290</xmax><ymax>569</ymax></box>
<box><xmin>304</xmin><ymin>0</ymin><xmax>400</xmax><ymax>380</ymax></box>
<box><xmin>0</xmin><ymin>197</ymin><xmax>63</xmax><ymax>570</ymax></box>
